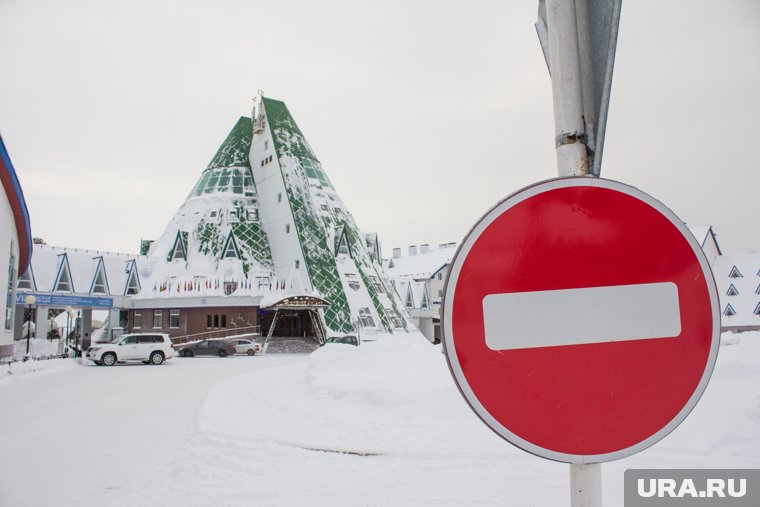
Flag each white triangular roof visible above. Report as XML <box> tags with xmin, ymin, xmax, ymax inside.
<box><xmin>383</xmin><ymin>244</ymin><xmax>457</xmax><ymax>280</ymax></box>
<box><xmin>27</xmin><ymin>244</ymin><xmax>145</xmax><ymax>296</ymax></box>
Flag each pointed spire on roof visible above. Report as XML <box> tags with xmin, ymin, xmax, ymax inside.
<box><xmin>206</xmin><ymin>117</ymin><xmax>253</xmax><ymax>170</ymax></box>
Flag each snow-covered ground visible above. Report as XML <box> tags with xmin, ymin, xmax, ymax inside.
<box><xmin>0</xmin><ymin>332</ymin><xmax>758</xmax><ymax>506</ymax></box>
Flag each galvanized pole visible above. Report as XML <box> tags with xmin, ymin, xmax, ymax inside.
<box><xmin>570</xmin><ymin>462</ymin><xmax>602</xmax><ymax>507</ymax></box>
<box><xmin>546</xmin><ymin>0</ymin><xmax>590</xmax><ymax>177</ymax></box>
<box><xmin>546</xmin><ymin>0</ymin><xmax>600</xmax><ymax>505</ymax></box>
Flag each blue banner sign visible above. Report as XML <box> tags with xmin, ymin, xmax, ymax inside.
<box><xmin>15</xmin><ymin>293</ymin><xmax>114</xmax><ymax>308</ymax></box>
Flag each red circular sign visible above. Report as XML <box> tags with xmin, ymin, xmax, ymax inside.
<box><xmin>442</xmin><ymin>178</ymin><xmax>720</xmax><ymax>463</ymax></box>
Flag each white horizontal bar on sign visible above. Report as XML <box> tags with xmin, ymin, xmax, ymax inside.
<box><xmin>482</xmin><ymin>282</ymin><xmax>681</xmax><ymax>351</ymax></box>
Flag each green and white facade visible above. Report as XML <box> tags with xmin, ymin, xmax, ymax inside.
<box><xmin>133</xmin><ymin>93</ymin><xmax>412</xmax><ymax>338</ymax></box>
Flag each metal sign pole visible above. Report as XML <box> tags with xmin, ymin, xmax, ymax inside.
<box><xmin>546</xmin><ymin>0</ymin><xmax>590</xmax><ymax>177</ymax></box>
<box><xmin>546</xmin><ymin>0</ymin><xmax>600</xmax><ymax>504</ymax></box>
<box><xmin>571</xmin><ymin>463</ymin><xmax>602</xmax><ymax>507</ymax></box>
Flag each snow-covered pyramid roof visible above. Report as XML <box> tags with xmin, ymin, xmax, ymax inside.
<box><xmin>134</xmin><ymin>94</ymin><xmax>413</xmax><ymax>337</ymax></box>
<box><xmin>251</xmin><ymin>93</ymin><xmax>413</xmax><ymax>335</ymax></box>
<box><xmin>138</xmin><ymin>117</ymin><xmax>274</xmax><ymax>297</ymax></box>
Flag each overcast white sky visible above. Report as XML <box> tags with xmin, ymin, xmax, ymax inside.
<box><xmin>1</xmin><ymin>0</ymin><xmax>758</xmax><ymax>258</ymax></box>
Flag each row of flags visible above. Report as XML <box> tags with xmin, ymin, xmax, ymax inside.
<box><xmin>151</xmin><ymin>277</ymin><xmax>290</xmax><ymax>295</ymax></box>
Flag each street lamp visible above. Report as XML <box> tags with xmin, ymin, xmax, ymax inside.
<box><xmin>65</xmin><ymin>306</ymin><xmax>74</xmax><ymax>356</ymax></box>
<box><xmin>76</xmin><ymin>309</ymin><xmax>82</xmax><ymax>357</ymax></box>
<box><xmin>24</xmin><ymin>295</ymin><xmax>36</xmax><ymax>357</ymax></box>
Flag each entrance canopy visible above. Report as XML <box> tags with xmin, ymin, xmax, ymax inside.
<box><xmin>260</xmin><ymin>294</ymin><xmax>330</xmax><ymax>311</ymax></box>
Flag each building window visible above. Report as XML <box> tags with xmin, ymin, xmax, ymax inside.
<box><xmin>726</xmin><ymin>284</ymin><xmax>739</xmax><ymax>296</ymax></box>
<box><xmin>729</xmin><ymin>266</ymin><xmax>743</xmax><ymax>278</ymax></box>
<box><xmin>213</xmin><ymin>315</ymin><xmax>219</xmax><ymax>328</ymax></box>
<box><xmin>221</xmin><ymin>315</ymin><xmax>227</xmax><ymax>328</ymax></box>
<box><xmin>210</xmin><ymin>210</ymin><xmax>218</xmax><ymax>218</ymax></box>
<box><xmin>125</xmin><ymin>266</ymin><xmax>140</xmax><ymax>295</ymax></box>
<box><xmin>228</xmin><ymin>209</ymin><xmax>238</xmax><ymax>221</ymax></box>
<box><xmin>723</xmin><ymin>304</ymin><xmax>736</xmax><ymax>317</ymax></box>
<box><xmin>247</xmin><ymin>208</ymin><xmax>259</xmax><ymax>222</ymax></box>
<box><xmin>358</xmin><ymin>308</ymin><xmax>375</xmax><ymax>328</ymax></box>
<box><xmin>369</xmin><ymin>276</ymin><xmax>385</xmax><ymax>295</ymax></box>
<box><xmin>406</xmin><ymin>288</ymin><xmax>415</xmax><ymax>309</ymax></box>
<box><xmin>17</xmin><ymin>269</ymin><xmax>33</xmax><ymax>291</ymax></box>
<box><xmin>54</xmin><ymin>258</ymin><xmax>73</xmax><ymax>292</ymax></box>
<box><xmin>286</xmin><ymin>224</ymin><xmax>291</xmax><ymax>233</ymax></box>
<box><xmin>277</xmin><ymin>193</ymin><xmax>282</xmax><ymax>203</ymax></box>
<box><xmin>337</xmin><ymin>235</ymin><xmax>349</xmax><ymax>256</ymax></box>
<box><xmin>4</xmin><ymin>247</ymin><xmax>15</xmax><ymax>330</ymax></box>
<box><xmin>264</xmin><ymin>140</ymin><xmax>268</xmax><ymax>150</ymax></box>
<box><xmin>295</xmin><ymin>260</ymin><xmax>300</xmax><ymax>269</ymax></box>
<box><xmin>420</xmin><ymin>289</ymin><xmax>430</xmax><ymax>310</ymax></box>
<box><xmin>223</xmin><ymin>235</ymin><xmax>239</xmax><ymax>259</ymax></box>
<box><xmin>91</xmin><ymin>261</ymin><xmax>108</xmax><ymax>294</ymax></box>
<box><xmin>153</xmin><ymin>310</ymin><xmax>163</xmax><ymax>328</ymax></box>
<box><xmin>437</xmin><ymin>273</ymin><xmax>443</xmax><ymax>281</ymax></box>
<box><xmin>134</xmin><ymin>311</ymin><xmax>142</xmax><ymax>329</ymax></box>
<box><xmin>169</xmin><ymin>309</ymin><xmax>180</xmax><ymax>328</ymax></box>
<box><xmin>206</xmin><ymin>315</ymin><xmax>212</xmax><ymax>329</ymax></box>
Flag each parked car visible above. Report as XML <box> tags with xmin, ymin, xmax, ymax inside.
<box><xmin>226</xmin><ymin>338</ymin><xmax>262</xmax><ymax>356</ymax></box>
<box><xmin>86</xmin><ymin>333</ymin><xmax>175</xmax><ymax>366</ymax></box>
<box><xmin>179</xmin><ymin>339</ymin><xmax>237</xmax><ymax>358</ymax></box>
<box><xmin>324</xmin><ymin>335</ymin><xmax>360</xmax><ymax>346</ymax></box>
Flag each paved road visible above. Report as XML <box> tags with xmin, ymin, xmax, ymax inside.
<box><xmin>0</xmin><ymin>354</ymin><xmax>301</xmax><ymax>507</ymax></box>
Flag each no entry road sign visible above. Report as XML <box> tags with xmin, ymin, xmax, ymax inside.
<box><xmin>442</xmin><ymin>177</ymin><xmax>720</xmax><ymax>464</ymax></box>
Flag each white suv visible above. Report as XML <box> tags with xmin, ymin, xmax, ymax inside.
<box><xmin>86</xmin><ymin>333</ymin><xmax>175</xmax><ymax>366</ymax></box>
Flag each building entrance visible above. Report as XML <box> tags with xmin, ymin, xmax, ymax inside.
<box><xmin>261</xmin><ymin>310</ymin><xmax>317</xmax><ymax>338</ymax></box>
<box><xmin>260</xmin><ymin>295</ymin><xmax>330</xmax><ymax>354</ymax></box>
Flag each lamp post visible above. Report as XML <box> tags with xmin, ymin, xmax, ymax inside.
<box><xmin>24</xmin><ymin>295</ymin><xmax>36</xmax><ymax>357</ymax></box>
<box><xmin>76</xmin><ymin>309</ymin><xmax>82</xmax><ymax>357</ymax></box>
<box><xmin>65</xmin><ymin>306</ymin><xmax>74</xmax><ymax>356</ymax></box>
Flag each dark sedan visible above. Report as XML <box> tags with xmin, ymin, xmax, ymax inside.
<box><xmin>179</xmin><ymin>339</ymin><xmax>237</xmax><ymax>358</ymax></box>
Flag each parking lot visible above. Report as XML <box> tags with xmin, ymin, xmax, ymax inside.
<box><xmin>0</xmin><ymin>354</ymin><xmax>300</xmax><ymax>507</ymax></box>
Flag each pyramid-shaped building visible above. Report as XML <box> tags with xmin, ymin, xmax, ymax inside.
<box><xmin>131</xmin><ymin>93</ymin><xmax>412</xmax><ymax>344</ymax></box>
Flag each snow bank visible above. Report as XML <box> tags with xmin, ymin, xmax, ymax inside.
<box><xmin>199</xmin><ymin>332</ymin><xmax>512</xmax><ymax>459</ymax></box>
<box><xmin>0</xmin><ymin>339</ymin><xmax>75</xmax><ymax>383</ymax></box>
<box><xmin>306</xmin><ymin>333</ymin><xmax>445</xmax><ymax>407</ymax></box>
<box><xmin>12</xmin><ymin>337</ymin><xmax>61</xmax><ymax>359</ymax></box>
<box><xmin>0</xmin><ymin>357</ymin><xmax>77</xmax><ymax>383</ymax></box>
